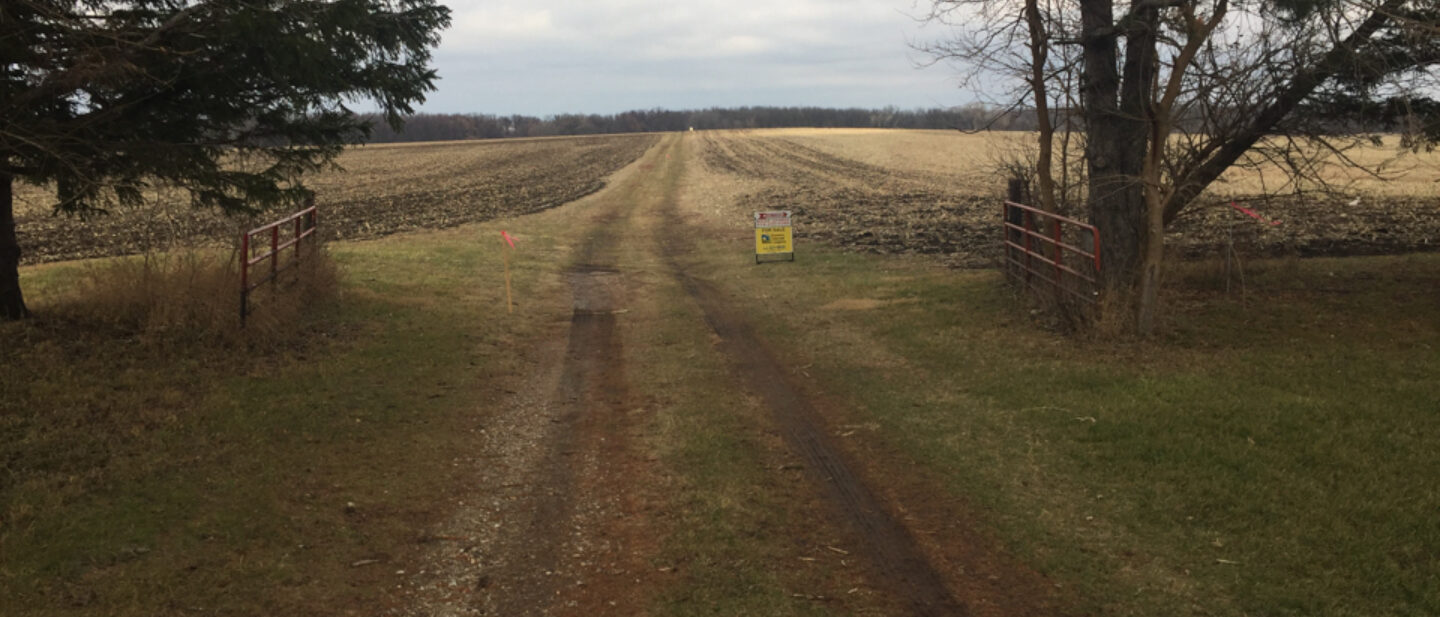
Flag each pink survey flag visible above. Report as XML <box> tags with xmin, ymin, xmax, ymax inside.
<box><xmin>501</xmin><ymin>230</ymin><xmax>516</xmax><ymax>248</ymax></box>
<box><xmin>1230</xmin><ymin>201</ymin><xmax>1282</xmax><ymax>226</ymax></box>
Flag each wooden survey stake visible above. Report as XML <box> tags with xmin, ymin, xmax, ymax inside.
<box><xmin>501</xmin><ymin>230</ymin><xmax>516</xmax><ymax>313</ymax></box>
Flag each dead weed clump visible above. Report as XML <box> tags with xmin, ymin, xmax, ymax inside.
<box><xmin>46</xmin><ymin>247</ymin><xmax>339</xmax><ymax>349</ymax></box>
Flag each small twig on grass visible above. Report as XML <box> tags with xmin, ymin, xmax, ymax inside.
<box><xmin>1017</xmin><ymin>406</ymin><xmax>1075</xmax><ymax>414</ymax></box>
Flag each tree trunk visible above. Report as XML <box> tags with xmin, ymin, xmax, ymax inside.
<box><xmin>1080</xmin><ymin>0</ymin><xmax>1148</xmax><ymax>310</ymax></box>
<box><xmin>1120</xmin><ymin>6</ymin><xmax>1161</xmax><ymax>332</ymax></box>
<box><xmin>1</xmin><ymin>172</ymin><xmax>29</xmax><ymax>320</ymax></box>
<box><xmin>1136</xmin><ymin>186</ymin><xmax>1166</xmax><ymax>333</ymax></box>
<box><xmin>1024</xmin><ymin>0</ymin><xmax>1057</xmax><ymax>213</ymax></box>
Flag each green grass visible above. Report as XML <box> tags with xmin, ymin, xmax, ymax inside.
<box><xmin>8</xmin><ymin>161</ymin><xmax>1439</xmax><ymax>617</ymax></box>
<box><xmin>687</xmin><ymin>237</ymin><xmax>1440</xmax><ymax>617</ymax></box>
<box><xmin>0</xmin><ymin>224</ymin><xmax>569</xmax><ymax>616</ymax></box>
<box><xmin>625</xmin><ymin>275</ymin><xmax>840</xmax><ymax>617</ymax></box>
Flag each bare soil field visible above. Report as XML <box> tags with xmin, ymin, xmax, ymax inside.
<box><xmin>11</xmin><ymin>133</ymin><xmax>658</xmax><ymax>264</ymax></box>
<box><xmin>13</xmin><ymin>129</ymin><xmax>1438</xmax><ymax>267</ymax></box>
<box><xmin>692</xmin><ymin>129</ymin><xmax>1440</xmax><ymax>265</ymax></box>
<box><xmin>695</xmin><ymin>130</ymin><xmax>1002</xmax><ymax>267</ymax></box>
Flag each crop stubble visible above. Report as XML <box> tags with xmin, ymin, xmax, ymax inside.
<box><xmin>12</xmin><ymin>134</ymin><xmax>659</xmax><ymax>265</ymax></box>
<box><xmin>15</xmin><ymin>129</ymin><xmax>1437</xmax><ymax>266</ymax></box>
<box><xmin>694</xmin><ymin>129</ymin><xmax>1440</xmax><ymax>264</ymax></box>
<box><xmin>697</xmin><ymin>130</ymin><xmax>1002</xmax><ymax>267</ymax></box>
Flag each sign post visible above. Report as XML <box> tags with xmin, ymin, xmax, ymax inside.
<box><xmin>754</xmin><ymin>210</ymin><xmax>794</xmax><ymax>264</ymax></box>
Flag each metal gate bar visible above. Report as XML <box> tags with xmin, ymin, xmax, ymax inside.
<box><xmin>1002</xmin><ymin>200</ymin><xmax>1101</xmax><ymax>304</ymax></box>
<box><xmin>240</xmin><ymin>204</ymin><xmax>318</xmax><ymax>325</ymax></box>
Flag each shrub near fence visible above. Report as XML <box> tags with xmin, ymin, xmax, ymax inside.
<box><xmin>240</xmin><ymin>204</ymin><xmax>318</xmax><ymax>326</ymax></box>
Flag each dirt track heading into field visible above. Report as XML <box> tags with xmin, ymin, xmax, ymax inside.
<box><xmin>655</xmin><ymin>139</ymin><xmax>967</xmax><ymax>615</ymax></box>
<box><xmin>402</xmin><ymin>133</ymin><xmax>1054</xmax><ymax>616</ymax></box>
<box><xmin>547</xmin><ymin>134</ymin><xmax>963</xmax><ymax>615</ymax></box>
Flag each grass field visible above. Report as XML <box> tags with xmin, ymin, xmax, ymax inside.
<box><xmin>678</xmin><ymin>243</ymin><xmax>1440</xmax><ymax>617</ymax></box>
<box><xmin>3</xmin><ymin>129</ymin><xmax>1439</xmax><ymax>616</ymax></box>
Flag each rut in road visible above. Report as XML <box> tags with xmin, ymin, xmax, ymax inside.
<box><xmin>401</xmin><ymin>134</ymin><xmax>969</xmax><ymax>616</ymax></box>
<box><xmin>500</xmin><ymin>166</ymin><xmax>652</xmax><ymax>615</ymax></box>
<box><xmin>650</xmin><ymin>136</ymin><xmax>967</xmax><ymax>617</ymax></box>
<box><xmin>400</xmin><ymin>144</ymin><xmax>661</xmax><ymax>617</ymax></box>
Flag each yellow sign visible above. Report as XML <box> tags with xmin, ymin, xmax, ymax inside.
<box><xmin>754</xmin><ymin>211</ymin><xmax>794</xmax><ymax>262</ymax></box>
<box><xmin>755</xmin><ymin>226</ymin><xmax>792</xmax><ymax>254</ymax></box>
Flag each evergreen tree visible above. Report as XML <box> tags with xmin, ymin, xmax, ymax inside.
<box><xmin>0</xmin><ymin>0</ymin><xmax>451</xmax><ymax>319</ymax></box>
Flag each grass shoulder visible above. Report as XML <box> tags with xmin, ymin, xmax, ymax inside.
<box><xmin>1</xmin><ymin>223</ymin><xmax>568</xmax><ymax>616</ymax></box>
<box><xmin>688</xmin><ymin>237</ymin><xmax>1440</xmax><ymax>617</ymax></box>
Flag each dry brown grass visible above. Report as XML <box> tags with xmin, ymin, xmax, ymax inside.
<box><xmin>0</xmin><ymin>224</ymin><xmax>537</xmax><ymax>616</ymax></box>
<box><xmin>1217</xmin><ymin>135</ymin><xmax>1440</xmax><ymax>197</ymax></box>
<box><xmin>767</xmin><ymin>128</ymin><xmax>1026</xmax><ymax>186</ymax></box>
<box><xmin>767</xmin><ymin>129</ymin><xmax>1440</xmax><ymax>198</ymax></box>
<box><xmin>41</xmin><ymin>246</ymin><xmax>339</xmax><ymax>349</ymax></box>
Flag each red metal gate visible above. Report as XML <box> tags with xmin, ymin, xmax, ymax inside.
<box><xmin>240</xmin><ymin>205</ymin><xmax>318</xmax><ymax>326</ymax></box>
<box><xmin>1002</xmin><ymin>201</ymin><xmax>1101</xmax><ymax>305</ymax></box>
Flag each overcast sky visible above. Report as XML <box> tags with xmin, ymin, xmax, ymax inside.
<box><xmin>418</xmin><ymin>0</ymin><xmax>970</xmax><ymax>116</ymax></box>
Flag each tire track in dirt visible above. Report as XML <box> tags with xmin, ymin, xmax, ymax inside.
<box><xmin>654</xmin><ymin>136</ymin><xmax>968</xmax><ymax>617</ymax></box>
<box><xmin>480</xmin><ymin>143</ymin><xmax>667</xmax><ymax>616</ymax></box>
<box><xmin>493</xmin><ymin>296</ymin><xmax>628</xmax><ymax>615</ymax></box>
<box><xmin>388</xmin><ymin>140</ymin><xmax>672</xmax><ymax>617</ymax></box>
<box><xmin>398</xmin><ymin>133</ymin><xmax>1012</xmax><ymax>616</ymax></box>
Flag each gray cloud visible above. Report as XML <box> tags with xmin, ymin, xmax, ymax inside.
<box><xmin>419</xmin><ymin>0</ymin><xmax>967</xmax><ymax>115</ymax></box>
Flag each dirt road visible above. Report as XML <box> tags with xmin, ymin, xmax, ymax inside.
<box><xmin>388</xmin><ymin>134</ymin><xmax>1065</xmax><ymax>616</ymax></box>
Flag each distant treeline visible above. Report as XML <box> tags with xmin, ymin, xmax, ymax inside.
<box><xmin>360</xmin><ymin>99</ymin><xmax>1430</xmax><ymax>144</ymax></box>
<box><xmin>361</xmin><ymin>105</ymin><xmax>1042</xmax><ymax>143</ymax></box>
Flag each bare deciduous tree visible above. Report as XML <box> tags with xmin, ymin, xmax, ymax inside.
<box><xmin>921</xmin><ymin>0</ymin><xmax>1440</xmax><ymax>332</ymax></box>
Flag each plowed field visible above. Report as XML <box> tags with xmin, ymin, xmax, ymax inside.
<box><xmin>12</xmin><ymin>134</ymin><xmax>659</xmax><ymax>264</ymax></box>
<box><xmin>14</xmin><ymin>129</ymin><xmax>1439</xmax><ymax>266</ymax></box>
<box><xmin>695</xmin><ymin>129</ymin><xmax>1002</xmax><ymax>267</ymax></box>
<box><xmin>692</xmin><ymin>129</ymin><xmax>1440</xmax><ymax>265</ymax></box>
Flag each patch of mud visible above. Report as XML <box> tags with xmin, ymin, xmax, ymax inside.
<box><xmin>566</xmin><ymin>267</ymin><xmax>625</xmax><ymax>315</ymax></box>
